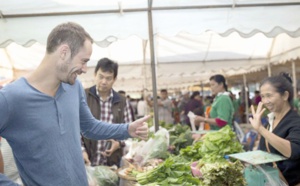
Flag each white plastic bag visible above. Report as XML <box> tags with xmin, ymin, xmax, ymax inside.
<box><xmin>123</xmin><ymin>140</ymin><xmax>146</xmax><ymax>160</ymax></box>
<box><xmin>133</xmin><ymin>128</ymin><xmax>169</xmax><ymax>166</ymax></box>
<box><xmin>86</xmin><ymin>165</ymin><xmax>119</xmax><ymax>186</ymax></box>
<box><xmin>86</xmin><ymin>166</ymin><xmax>98</xmax><ymax>186</ymax></box>
<box><xmin>188</xmin><ymin>111</ymin><xmax>204</xmax><ymax>131</ymax></box>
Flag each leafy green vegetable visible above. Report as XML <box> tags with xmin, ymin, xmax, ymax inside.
<box><xmin>93</xmin><ymin>166</ymin><xmax>118</xmax><ymax>186</ymax></box>
<box><xmin>180</xmin><ymin>125</ymin><xmax>244</xmax><ymax>162</ymax></box>
<box><xmin>169</xmin><ymin>124</ymin><xmax>193</xmax><ymax>155</ymax></box>
<box><xmin>136</xmin><ymin>156</ymin><xmax>200</xmax><ymax>186</ymax></box>
<box><xmin>180</xmin><ymin>140</ymin><xmax>204</xmax><ymax>161</ymax></box>
<box><xmin>199</xmin><ymin>160</ymin><xmax>246</xmax><ymax>186</ymax></box>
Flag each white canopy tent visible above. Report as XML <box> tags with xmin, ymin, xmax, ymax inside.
<box><xmin>3</xmin><ymin>32</ymin><xmax>300</xmax><ymax>91</ymax></box>
<box><xmin>1</xmin><ymin>0</ymin><xmax>300</xmax><ymax>92</ymax></box>
<box><xmin>2</xmin><ymin>0</ymin><xmax>300</xmax><ymax>128</ymax></box>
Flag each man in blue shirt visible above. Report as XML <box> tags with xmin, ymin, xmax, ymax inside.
<box><xmin>0</xmin><ymin>22</ymin><xmax>150</xmax><ymax>186</ymax></box>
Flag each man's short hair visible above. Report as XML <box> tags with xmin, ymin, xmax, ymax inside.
<box><xmin>46</xmin><ymin>22</ymin><xmax>93</xmax><ymax>59</ymax></box>
<box><xmin>160</xmin><ymin>89</ymin><xmax>168</xmax><ymax>93</ymax></box>
<box><xmin>94</xmin><ymin>58</ymin><xmax>118</xmax><ymax>79</ymax></box>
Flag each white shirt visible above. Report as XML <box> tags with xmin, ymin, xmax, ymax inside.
<box><xmin>267</xmin><ymin>112</ymin><xmax>275</xmax><ymax>132</ymax></box>
<box><xmin>137</xmin><ymin>100</ymin><xmax>149</xmax><ymax>117</ymax></box>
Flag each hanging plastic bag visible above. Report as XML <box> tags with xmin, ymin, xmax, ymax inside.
<box><xmin>85</xmin><ymin>166</ymin><xmax>98</xmax><ymax>186</ymax></box>
<box><xmin>133</xmin><ymin>127</ymin><xmax>170</xmax><ymax>166</ymax></box>
<box><xmin>123</xmin><ymin>139</ymin><xmax>146</xmax><ymax>161</ymax></box>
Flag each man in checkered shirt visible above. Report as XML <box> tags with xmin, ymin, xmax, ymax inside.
<box><xmin>82</xmin><ymin>58</ymin><xmax>133</xmax><ymax>167</ymax></box>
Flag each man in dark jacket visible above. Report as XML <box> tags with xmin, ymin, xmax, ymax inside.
<box><xmin>82</xmin><ymin>58</ymin><xmax>133</xmax><ymax>167</ymax></box>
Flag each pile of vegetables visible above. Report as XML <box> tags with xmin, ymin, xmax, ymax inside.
<box><xmin>86</xmin><ymin>166</ymin><xmax>118</xmax><ymax>186</ymax></box>
<box><xmin>180</xmin><ymin>125</ymin><xmax>246</xmax><ymax>186</ymax></box>
<box><xmin>169</xmin><ymin>124</ymin><xmax>194</xmax><ymax>155</ymax></box>
<box><xmin>159</xmin><ymin>121</ymin><xmax>175</xmax><ymax>130</ymax></box>
<box><xmin>130</xmin><ymin>125</ymin><xmax>246</xmax><ymax>185</ymax></box>
<box><xmin>180</xmin><ymin>125</ymin><xmax>244</xmax><ymax>162</ymax></box>
<box><xmin>198</xmin><ymin>160</ymin><xmax>246</xmax><ymax>186</ymax></box>
<box><xmin>148</xmin><ymin>120</ymin><xmax>174</xmax><ymax>130</ymax></box>
<box><xmin>136</xmin><ymin>156</ymin><xmax>200</xmax><ymax>186</ymax></box>
<box><xmin>179</xmin><ymin>140</ymin><xmax>204</xmax><ymax>161</ymax></box>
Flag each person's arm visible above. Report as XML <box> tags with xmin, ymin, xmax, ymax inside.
<box><xmin>257</xmin><ymin>126</ymin><xmax>291</xmax><ymax>157</ymax></box>
<box><xmin>78</xmin><ymin>84</ymin><xmax>150</xmax><ymax>141</ymax></box>
<box><xmin>159</xmin><ymin>99</ymin><xmax>169</xmax><ymax>108</ymax></box>
<box><xmin>0</xmin><ymin>92</ymin><xmax>20</xmax><ymax>186</ymax></box>
<box><xmin>194</xmin><ymin>116</ymin><xmax>226</xmax><ymax>127</ymax></box>
<box><xmin>213</xmin><ymin>96</ymin><xmax>233</xmax><ymax>126</ymax></box>
<box><xmin>196</xmin><ymin>96</ymin><xmax>232</xmax><ymax>127</ymax></box>
<box><xmin>0</xmin><ymin>174</ymin><xmax>20</xmax><ymax>186</ymax></box>
<box><xmin>0</xmin><ymin>92</ymin><xmax>11</xmax><ymax>133</ymax></box>
<box><xmin>102</xmin><ymin>139</ymin><xmax>122</xmax><ymax>157</ymax></box>
<box><xmin>145</xmin><ymin>95</ymin><xmax>153</xmax><ymax>107</ymax></box>
<box><xmin>80</xmin><ymin>136</ymin><xmax>90</xmax><ymax>165</ymax></box>
<box><xmin>78</xmin><ymin>84</ymin><xmax>131</xmax><ymax>140</ymax></box>
<box><xmin>0</xmin><ymin>149</ymin><xmax>3</xmax><ymax>174</ymax></box>
<box><xmin>249</xmin><ymin>102</ymin><xmax>292</xmax><ymax>158</ymax></box>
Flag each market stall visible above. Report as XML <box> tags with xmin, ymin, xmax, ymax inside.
<box><xmin>96</xmin><ymin>123</ymin><xmax>285</xmax><ymax>186</ymax></box>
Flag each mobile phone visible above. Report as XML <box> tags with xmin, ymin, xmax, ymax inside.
<box><xmin>105</xmin><ymin>141</ymin><xmax>112</xmax><ymax>150</ymax></box>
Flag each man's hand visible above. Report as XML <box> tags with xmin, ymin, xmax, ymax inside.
<box><xmin>101</xmin><ymin>139</ymin><xmax>120</xmax><ymax>157</ymax></box>
<box><xmin>128</xmin><ymin>115</ymin><xmax>151</xmax><ymax>141</ymax></box>
<box><xmin>82</xmin><ymin>151</ymin><xmax>90</xmax><ymax>165</ymax></box>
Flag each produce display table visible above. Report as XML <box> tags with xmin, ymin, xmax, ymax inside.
<box><xmin>118</xmin><ymin>167</ymin><xmax>137</xmax><ymax>186</ymax></box>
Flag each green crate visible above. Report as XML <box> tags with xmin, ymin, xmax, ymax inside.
<box><xmin>244</xmin><ymin>165</ymin><xmax>280</xmax><ymax>186</ymax></box>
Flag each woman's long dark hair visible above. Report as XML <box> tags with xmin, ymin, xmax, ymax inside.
<box><xmin>209</xmin><ymin>74</ymin><xmax>228</xmax><ymax>91</ymax></box>
<box><xmin>260</xmin><ymin>72</ymin><xmax>293</xmax><ymax>106</ymax></box>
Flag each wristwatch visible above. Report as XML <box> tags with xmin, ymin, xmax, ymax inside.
<box><xmin>118</xmin><ymin>141</ymin><xmax>125</xmax><ymax>148</ymax></box>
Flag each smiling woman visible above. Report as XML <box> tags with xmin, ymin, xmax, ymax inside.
<box><xmin>249</xmin><ymin>72</ymin><xmax>300</xmax><ymax>186</ymax></box>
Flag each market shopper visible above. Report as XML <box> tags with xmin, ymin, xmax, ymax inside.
<box><xmin>178</xmin><ymin>90</ymin><xmax>190</xmax><ymax>125</ymax></box>
<box><xmin>137</xmin><ymin>94</ymin><xmax>150</xmax><ymax>119</ymax></box>
<box><xmin>194</xmin><ymin>74</ymin><xmax>234</xmax><ymax>130</ymax></box>
<box><xmin>249</xmin><ymin>73</ymin><xmax>300</xmax><ymax>186</ymax></box>
<box><xmin>148</xmin><ymin>89</ymin><xmax>174</xmax><ymax>124</ymax></box>
<box><xmin>0</xmin><ymin>22</ymin><xmax>150</xmax><ymax>186</ymax></box>
<box><xmin>185</xmin><ymin>91</ymin><xmax>204</xmax><ymax>129</ymax></box>
<box><xmin>82</xmin><ymin>58</ymin><xmax>134</xmax><ymax>167</ymax></box>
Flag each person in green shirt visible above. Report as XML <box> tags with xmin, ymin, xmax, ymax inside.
<box><xmin>195</xmin><ymin>74</ymin><xmax>234</xmax><ymax>130</ymax></box>
<box><xmin>293</xmin><ymin>91</ymin><xmax>300</xmax><ymax>114</ymax></box>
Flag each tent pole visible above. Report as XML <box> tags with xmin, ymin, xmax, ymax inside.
<box><xmin>267</xmin><ymin>63</ymin><xmax>272</xmax><ymax>77</ymax></box>
<box><xmin>292</xmin><ymin>60</ymin><xmax>297</xmax><ymax>98</ymax></box>
<box><xmin>142</xmin><ymin>40</ymin><xmax>148</xmax><ymax>90</ymax></box>
<box><xmin>267</xmin><ymin>37</ymin><xmax>276</xmax><ymax>77</ymax></box>
<box><xmin>243</xmin><ymin>74</ymin><xmax>249</xmax><ymax>124</ymax></box>
<box><xmin>201</xmin><ymin>81</ymin><xmax>204</xmax><ymax>98</ymax></box>
<box><xmin>3</xmin><ymin>2</ymin><xmax>300</xmax><ymax>18</ymax></box>
<box><xmin>147</xmin><ymin>0</ymin><xmax>159</xmax><ymax>132</ymax></box>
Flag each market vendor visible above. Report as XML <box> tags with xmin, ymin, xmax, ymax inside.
<box><xmin>194</xmin><ymin>74</ymin><xmax>234</xmax><ymax>130</ymax></box>
<box><xmin>249</xmin><ymin>72</ymin><xmax>300</xmax><ymax>186</ymax></box>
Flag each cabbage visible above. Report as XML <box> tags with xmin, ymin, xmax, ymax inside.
<box><xmin>93</xmin><ymin>166</ymin><xmax>118</xmax><ymax>186</ymax></box>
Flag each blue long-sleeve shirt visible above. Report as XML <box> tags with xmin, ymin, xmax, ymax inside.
<box><xmin>0</xmin><ymin>78</ymin><xmax>131</xmax><ymax>186</ymax></box>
